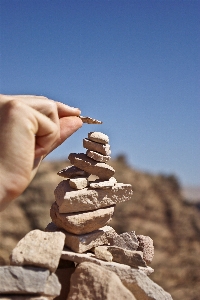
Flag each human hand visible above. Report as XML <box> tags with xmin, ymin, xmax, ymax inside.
<box><xmin>0</xmin><ymin>94</ymin><xmax>82</xmax><ymax>211</ymax></box>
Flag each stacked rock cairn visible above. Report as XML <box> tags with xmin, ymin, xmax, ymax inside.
<box><xmin>0</xmin><ymin>130</ymin><xmax>173</xmax><ymax>300</ymax></box>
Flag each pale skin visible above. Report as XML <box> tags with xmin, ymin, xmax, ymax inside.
<box><xmin>0</xmin><ymin>94</ymin><xmax>83</xmax><ymax>211</ymax></box>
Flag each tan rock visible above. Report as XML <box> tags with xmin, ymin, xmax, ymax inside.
<box><xmin>55</xmin><ymin>180</ymin><xmax>132</xmax><ymax>213</ymax></box>
<box><xmin>104</xmin><ymin>265</ymin><xmax>173</xmax><ymax>300</ymax></box>
<box><xmin>50</xmin><ymin>202</ymin><xmax>114</xmax><ymax>234</ymax></box>
<box><xmin>67</xmin><ymin>262</ymin><xmax>136</xmax><ymax>300</ymax></box>
<box><xmin>69</xmin><ymin>177</ymin><xmax>88</xmax><ymax>189</ymax></box>
<box><xmin>57</xmin><ymin>165</ymin><xmax>89</xmax><ymax>178</ymax></box>
<box><xmin>61</xmin><ymin>249</ymin><xmax>154</xmax><ymax>276</ymax></box>
<box><xmin>88</xmin><ymin>131</ymin><xmax>109</xmax><ymax>144</ymax></box>
<box><xmin>68</xmin><ymin>153</ymin><xmax>115</xmax><ymax>180</ymax></box>
<box><xmin>79</xmin><ymin>116</ymin><xmax>102</xmax><ymax>124</ymax></box>
<box><xmin>94</xmin><ymin>246</ymin><xmax>113</xmax><ymax>262</ymax></box>
<box><xmin>104</xmin><ymin>230</ymin><xmax>139</xmax><ymax>251</ymax></box>
<box><xmin>89</xmin><ymin>177</ymin><xmax>117</xmax><ymax>189</ymax></box>
<box><xmin>10</xmin><ymin>230</ymin><xmax>65</xmax><ymax>272</ymax></box>
<box><xmin>46</xmin><ymin>223</ymin><xmax>115</xmax><ymax>253</ymax></box>
<box><xmin>83</xmin><ymin>138</ymin><xmax>111</xmax><ymax>155</ymax></box>
<box><xmin>86</xmin><ymin>149</ymin><xmax>111</xmax><ymax>162</ymax></box>
<box><xmin>94</xmin><ymin>246</ymin><xmax>146</xmax><ymax>268</ymax></box>
<box><xmin>137</xmin><ymin>235</ymin><xmax>154</xmax><ymax>264</ymax></box>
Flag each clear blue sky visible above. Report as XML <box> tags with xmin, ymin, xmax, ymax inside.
<box><xmin>0</xmin><ymin>0</ymin><xmax>199</xmax><ymax>186</ymax></box>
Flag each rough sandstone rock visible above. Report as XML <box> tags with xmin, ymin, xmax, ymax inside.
<box><xmin>54</xmin><ymin>180</ymin><xmax>132</xmax><ymax>213</ymax></box>
<box><xmin>67</xmin><ymin>262</ymin><xmax>136</xmax><ymax>300</ymax></box>
<box><xmin>57</xmin><ymin>165</ymin><xmax>89</xmax><ymax>178</ymax></box>
<box><xmin>0</xmin><ymin>266</ymin><xmax>61</xmax><ymax>296</ymax></box>
<box><xmin>50</xmin><ymin>202</ymin><xmax>114</xmax><ymax>234</ymax></box>
<box><xmin>46</xmin><ymin>223</ymin><xmax>115</xmax><ymax>253</ymax></box>
<box><xmin>89</xmin><ymin>177</ymin><xmax>117</xmax><ymax>189</ymax></box>
<box><xmin>83</xmin><ymin>138</ymin><xmax>111</xmax><ymax>155</ymax></box>
<box><xmin>88</xmin><ymin>132</ymin><xmax>109</xmax><ymax>144</ymax></box>
<box><xmin>10</xmin><ymin>230</ymin><xmax>65</xmax><ymax>272</ymax></box>
<box><xmin>68</xmin><ymin>153</ymin><xmax>115</xmax><ymax>180</ymax></box>
<box><xmin>69</xmin><ymin>177</ymin><xmax>88</xmax><ymax>190</ymax></box>
<box><xmin>61</xmin><ymin>249</ymin><xmax>154</xmax><ymax>276</ymax></box>
<box><xmin>86</xmin><ymin>149</ymin><xmax>111</xmax><ymax>162</ymax></box>
<box><xmin>94</xmin><ymin>246</ymin><xmax>146</xmax><ymax>268</ymax></box>
<box><xmin>104</xmin><ymin>265</ymin><xmax>173</xmax><ymax>300</ymax></box>
<box><xmin>119</xmin><ymin>232</ymin><xmax>139</xmax><ymax>250</ymax></box>
<box><xmin>137</xmin><ymin>235</ymin><xmax>154</xmax><ymax>264</ymax></box>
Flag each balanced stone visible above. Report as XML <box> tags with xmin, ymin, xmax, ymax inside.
<box><xmin>50</xmin><ymin>202</ymin><xmax>115</xmax><ymax>234</ymax></box>
<box><xmin>61</xmin><ymin>249</ymin><xmax>154</xmax><ymax>276</ymax></box>
<box><xmin>0</xmin><ymin>266</ymin><xmax>61</xmax><ymax>296</ymax></box>
<box><xmin>10</xmin><ymin>230</ymin><xmax>65</xmax><ymax>272</ymax></box>
<box><xmin>89</xmin><ymin>177</ymin><xmax>117</xmax><ymax>189</ymax></box>
<box><xmin>88</xmin><ymin>132</ymin><xmax>109</xmax><ymax>144</ymax></box>
<box><xmin>46</xmin><ymin>223</ymin><xmax>115</xmax><ymax>253</ymax></box>
<box><xmin>83</xmin><ymin>139</ymin><xmax>111</xmax><ymax>156</ymax></box>
<box><xmin>69</xmin><ymin>177</ymin><xmax>88</xmax><ymax>190</ymax></box>
<box><xmin>68</xmin><ymin>153</ymin><xmax>115</xmax><ymax>180</ymax></box>
<box><xmin>94</xmin><ymin>246</ymin><xmax>146</xmax><ymax>268</ymax></box>
<box><xmin>137</xmin><ymin>235</ymin><xmax>154</xmax><ymax>264</ymax></box>
<box><xmin>57</xmin><ymin>165</ymin><xmax>89</xmax><ymax>178</ymax></box>
<box><xmin>54</xmin><ymin>180</ymin><xmax>133</xmax><ymax>213</ymax></box>
<box><xmin>86</xmin><ymin>149</ymin><xmax>111</xmax><ymax>162</ymax></box>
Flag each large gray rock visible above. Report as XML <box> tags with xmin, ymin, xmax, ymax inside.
<box><xmin>46</xmin><ymin>223</ymin><xmax>115</xmax><ymax>253</ymax></box>
<box><xmin>0</xmin><ymin>266</ymin><xmax>61</xmax><ymax>296</ymax></box>
<box><xmin>67</xmin><ymin>262</ymin><xmax>136</xmax><ymax>300</ymax></box>
<box><xmin>94</xmin><ymin>246</ymin><xmax>146</xmax><ymax>268</ymax></box>
<box><xmin>68</xmin><ymin>153</ymin><xmax>115</xmax><ymax>180</ymax></box>
<box><xmin>83</xmin><ymin>138</ymin><xmax>111</xmax><ymax>155</ymax></box>
<box><xmin>55</xmin><ymin>180</ymin><xmax>132</xmax><ymax>213</ymax></box>
<box><xmin>10</xmin><ymin>230</ymin><xmax>65</xmax><ymax>272</ymax></box>
<box><xmin>50</xmin><ymin>202</ymin><xmax>114</xmax><ymax>234</ymax></box>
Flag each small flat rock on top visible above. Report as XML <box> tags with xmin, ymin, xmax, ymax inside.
<box><xmin>68</xmin><ymin>153</ymin><xmax>115</xmax><ymax>180</ymax></box>
<box><xmin>83</xmin><ymin>139</ymin><xmax>111</xmax><ymax>156</ymax></box>
<box><xmin>54</xmin><ymin>180</ymin><xmax>133</xmax><ymax>213</ymax></box>
<box><xmin>57</xmin><ymin>166</ymin><xmax>89</xmax><ymax>178</ymax></box>
<box><xmin>0</xmin><ymin>266</ymin><xmax>61</xmax><ymax>296</ymax></box>
<box><xmin>79</xmin><ymin>116</ymin><xmax>102</xmax><ymax>124</ymax></box>
<box><xmin>10</xmin><ymin>230</ymin><xmax>65</xmax><ymax>272</ymax></box>
<box><xmin>88</xmin><ymin>132</ymin><xmax>109</xmax><ymax>144</ymax></box>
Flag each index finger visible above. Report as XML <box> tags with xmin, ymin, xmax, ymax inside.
<box><xmin>55</xmin><ymin>101</ymin><xmax>81</xmax><ymax>118</ymax></box>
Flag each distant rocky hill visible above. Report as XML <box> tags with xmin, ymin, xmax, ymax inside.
<box><xmin>0</xmin><ymin>158</ymin><xmax>199</xmax><ymax>300</ymax></box>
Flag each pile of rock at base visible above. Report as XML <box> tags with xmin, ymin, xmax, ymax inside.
<box><xmin>0</xmin><ymin>131</ymin><xmax>173</xmax><ymax>300</ymax></box>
